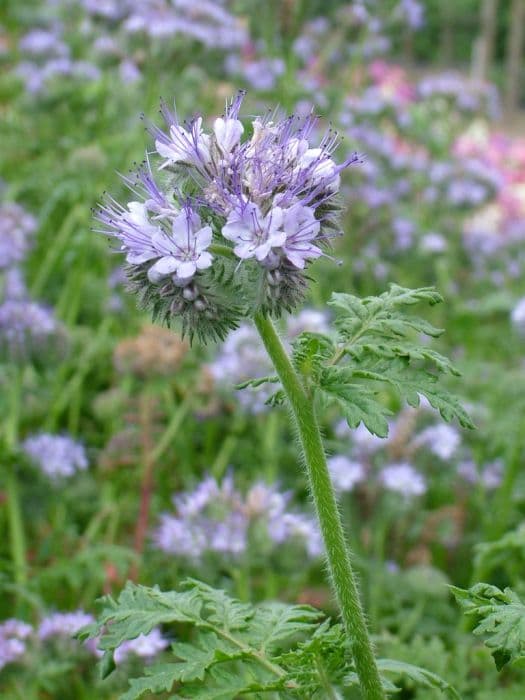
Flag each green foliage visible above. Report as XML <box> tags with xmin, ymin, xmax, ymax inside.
<box><xmin>473</xmin><ymin>525</ymin><xmax>525</xmax><ymax>579</ymax></box>
<box><xmin>292</xmin><ymin>284</ymin><xmax>474</xmax><ymax>437</ymax></box>
<box><xmin>451</xmin><ymin>583</ymin><xmax>525</xmax><ymax>671</ymax></box>
<box><xmin>346</xmin><ymin>659</ymin><xmax>461</xmax><ymax>698</ymax></box>
<box><xmin>80</xmin><ymin>579</ymin><xmax>459</xmax><ymax>699</ymax></box>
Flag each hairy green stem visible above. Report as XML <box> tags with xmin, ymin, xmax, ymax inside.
<box><xmin>253</xmin><ymin>313</ymin><xmax>385</xmax><ymax>700</ymax></box>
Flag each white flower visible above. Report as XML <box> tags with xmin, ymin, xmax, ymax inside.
<box><xmin>120</xmin><ymin>202</ymin><xmax>162</xmax><ymax>265</ymax></box>
<box><xmin>299</xmin><ymin>148</ymin><xmax>340</xmax><ymax>192</ymax></box>
<box><xmin>281</xmin><ymin>203</ymin><xmax>322</xmax><ymax>269</ymax></box>
<box><xmin>222</xmin><ymin>202</ymin><xmax>286</xmax><ymax>262</ymax></box>
<box><xmin>213</xmin><ymin>117</ymin><xmax>244</xmax><ymax>154</ymax></box>
<box><xmin>156</xmin><ymin>117</ymin><xmax>211</xmax><ymax>168</ymax></box>
<box><xmin>147</xmin><ymin>211</ymin><xmax>213</xmax><ymax>283</ymax></box>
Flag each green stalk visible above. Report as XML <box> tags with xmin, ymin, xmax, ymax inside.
<box><xmin>6</xmin><ymin>468</ymin><xmax>27</xmax><ymax>587</ymax></box>
<box><xmin>4</xmin><ymin>369</ymin><xmax>27</xmax><ymax>588</ymax></box>
<box><xmin>253</xmin><ymin>313</ymin><xmax>385</xmax><ymax>700</ymax></box>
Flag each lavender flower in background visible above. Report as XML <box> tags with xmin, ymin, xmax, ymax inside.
<box><xmin>209</xmin><ymin>310</ymin><xmax>330</xmax><ymax>412</ymax></box>
<box><xmin>395</xmin><ymin>0</ymin><xmax>424</xmax><ymax>30</ymax></box>
<box><xmin>113</xmin><ymin>629</ymin><xmax>169</xmax><ymax>665</ymax></box>
<box><xmin>0</xmin><ymin>620</ymin><xmax>33</xmax><ymax>671</ymax></box>
<box><xmin>0</xmin><ymin>202</ymin><xmax>37</xmax><ymax>270</ymax></box>
<box><xmin>334</xmin><ymin>419</ymin><xmax>389</xmax><ymax>454</ymax></box>
<box><xmin>19</xmin><ymin>28</ymin><xmax>69</xmax><ymax>57</ymax></box>
<box><xmin>38</xmin><ymin>611</ymin><xmax>94</xmax><ymax>641</ymax></box>
<box><xmin>153</xmin><ymin>475</ymin><xmax>322</xmax><ymax>561</ymax></box>
<box><xmin>415</xmin><ymin>424</ymin><xmax>461</xmax><ymax>461</ymax></box>
<box><xmin>0</xmin><ymin>612</ymin><xmax>169</xmax><ymax>671</ymax></box>
<box><xmin>122</xmin><ymin>0</ymin><xmax>247</xmax><ymax>48</ymax></box>
<box><xmin>380</xmin><ymin>462</ymin><xmax>426</xmax><ymax>497</ymax></box>
<box><xmin>2</xmin><ymin>268</ymin><xmax>28</xmax><ymax>300</ymax></box>
<box><xmin>22</xmin><ymin>434</ymin><xmax>88</xmax><ymax>479</ymax></box>
<box><xmin>458</xmin><ymin>459</ymin><xmax>503</xmax><ymax>490</ymax></box>
<box><xmin>0</xmin><ymin>299</ymin><xmax>61</xmax><ymax>360</ymax></box>
<box><xmin>16</xmin><ymin>24</ymin><xmax>101</xmax><ymax>95</ymax></box>
<box><xmin>208</xmin><ymin>324</ymin><xmax>273</xmax><ymax>413</ymax></box>
<box><xmin>286</xmin><ymin>308</ymin><xmax>329</xmax><ymax>338</ymax></box>
<box><xmin>224</xmin><ymin>52</ymin><xmax>285</xmax><ymax>92</ymax></box>
<box><xmin>328</xmin><ymin>455</ymin><xmax>365</xmax><ymax>492</ymax></box>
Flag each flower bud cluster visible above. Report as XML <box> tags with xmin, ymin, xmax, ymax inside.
<box><xmin>97</xmin><ymin>92</ymin><xmax>358</xmax><ymax>341</ymax></box>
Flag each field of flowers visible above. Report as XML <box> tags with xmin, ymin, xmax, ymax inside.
<box><xmin>1</xmin><ymin>1</ymin><xmax>525</xmax><ymax>698</ymax></box>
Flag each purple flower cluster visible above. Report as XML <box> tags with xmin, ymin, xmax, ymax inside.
<box><xmin>379</xmin><ymin>462</ymin><xmax>426</xmax><ymax>497</ymax></box>
<box><xmin>0</xmin><ymin>299</ymin><xmax>60</xmax><ymax>360</ymax></box>
<box><xmin>38</xmin><ymin>611</ymin><xmax>94</xmax><ymax>641</ymax></box>
<box><xmin>17</xmin><ymin>27</ymin><xmax>100</xmax><ymax>95</ymax></box>
<box><xmin>97</xmin><ymin>92</ymin><xmax>357</xmax><ymax>340</ymax></box>
<box><xmin>122</xmin><ymin>0</ymin><xmax>247</xmax><ymax>48</ymax></box>
<box><xmin>224</xmin><ymin>50</ymin><xmax>285</xmax><ymax>92</ymax></box>
<box><xmin>0</xmin><ymin>198</ymin><xmax>65</xmax><ymax>360</ymax></box>
<box><xmin>0</xmin><ymin>619</ymin><xmax>33</xmax><ymax>671</ymax></box>
<box><xmin>113</xmin><ymin>629</ymin><xmax>169</xmax><ymax>665</ymax></box>
<box><xmin>330</xmin><ymin>402</ymin><xmax>501</xmax><ymax>499</ymax></box>
<box><xmin>0</xmin><ymin>202</ymin><xmax>37</xmax><ymax>271</ymax></box>
<box><xmin>22</xmin><ymin>434</ymin><xmax>88</xmax><ymax>479</ymax></box>
<box><xmin>0</xmin><ymin>611</ymin><xmax>167</xmax><ymax>671</ymax></box>
<box><xmin>395</xmin><ymin>0</ymin><xmax>425</xmax><ymax>30</ymax></box>
<box><xmin>417</xmin><ymin>73</ymin><xmax>500</xmax><ymax>119</ymax></box>
<box><xmin>153</xmin><ymin>475</ymin><xmax>322</xmax><ymax>560</ymax></box>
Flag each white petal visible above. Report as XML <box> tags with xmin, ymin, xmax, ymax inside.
<box><xmin>196</xmin><ymin>251</ymin><xmax>213</xmax><ymax>269</ymax></box>
<box><xmin>155</xmin><ymin>139</ymin><xmax>177</xmax><ymax>161</ymax></box>
<box><xmin>152</xmin><ymin>230</ymin><xmax>175</xmax><ymax>255</ymax></box>
<box><xmin>195</xmin><ymin>226</ymin><xmax>212</xmax><ymax>250</ymax></box>
<box><xmin>285</xmin><ymin>252</ymin><xmax>307</xmax><ymax>269</ymax></box>
<box><xmin>233</xmin><ymin>242</ymin><xmax>255</xmax><ymax>259</ymax></box>
<box><xmin>171</xmin><ymin>212</ymin><xmax>191</xmax><ymax>246</ymax></box>
<box><xmin>177</xmin><ymin>260</ymin><xmax>197</xmax><ymax>279</ymax></box>
<box><xmin>266</xmin><ymin>206</ymin><xmax>283</xmax><ymax>233</ymax></box>
<box><xmin>127</xmin><ymin>250</ymin><xmax>157</xmax><ymax>265</ymax></box>
<box><xmin>222</xmin><ymin>219</ymin><xmax>248</xmax><ymax>242</ymax></box>
<box><xmin>214</xmin><ymin>117</ymin><xmax>244</xmax><ymax>153</ymax></box>
<box><xmin>147</xmin><ymin>256</ymin><xmax>179</xmax><ymax>282</ymax></box>
<box><xmin>255</xmin><ymin>242</ymin><xmax>272</xmax><ymax>261</ymax></box>
<box><xmin>269</xmin><ymin>230</ymin><xmax>287</xmax><ymax>247</ymax></box>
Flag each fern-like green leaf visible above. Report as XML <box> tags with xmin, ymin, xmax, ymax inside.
<box><xmin>82</xmin><ymin>580</ymin><xmax>330</xmax><ymax>699</ymax></box>
<box><xmin>310</xmin><ymin>285</ymin><xmax>474</xmax><ymax>435</ymax></box>
<box><xmin>377</xmin><ymin>659</ymin><xmax>461</xmax><ymax>698</ymax></box>
<box><xmin>451</xmin><ymin>583</ymin><xmax>525</xmax><ymax>670</ymax></box>
<box><xmin>318</xmin><ymin>366</ymin><xmax>391</xmax><ymax>437</ymax></box>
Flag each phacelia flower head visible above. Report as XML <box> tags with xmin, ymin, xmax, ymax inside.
<box><xmin>0</xmin><ymin>202</ymin><xmax>37</xmax><ymax>270</ymax></box>
<box><xmin>113</xmin><ymin>629</ymin><xmax>169</xmax><ymax>665</ymax></box>
<box><xmin>153</xmin><ymin>474</ymin><xmax>322</xmax><ymax>561</ymax></box>
<box><xmin>38</xmin><ymin>611</ymin><xmax>94</xmax><ymax>641</ymax></box>
<box><xmin>96</xmin><ymin>91</ymin><xmax>359</xmax><ymax>342</ymax></box>
<box><xmin>22</xmin><ymin>433</ymin><xmax>88</xmax><ymax>480</ymax></box>
<box><xmin>0</xmin><ymin>619</ymin><xmax>32</xmax><ymax>671</ymax></box>
<box><xmin>0</xmin><ymin>299</ymin><xmax>62</xmax><ymax>362</ymax></box>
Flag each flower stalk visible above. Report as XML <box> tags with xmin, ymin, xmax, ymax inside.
<box><xmin>253</xmin><ymin>312</ymin><xmax>385</xmax><ymax>700</ymax></box>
